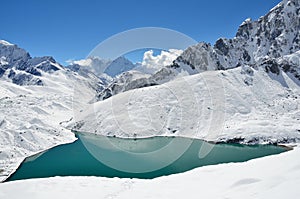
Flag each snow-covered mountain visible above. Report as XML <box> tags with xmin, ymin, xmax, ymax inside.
<box><xmin>104</xmin><ymin>56</ymin><xmax>136</xmax><ymax>77</ymax></box>
<box><xmin>0</xmin><ymin>40</ymin><xmax>65</xmax><ymax>86</ymax></box>
<box><xmin>0</xmin><ymin>40</ymin><xmax>110</xmax><ymax>91</ymax></box>
<box><xmin>74</xmin><ymin>64</ymin><xmax>300</xmax><ymax>143</ymax></box>
<box><xmin>97</xmin><ymin>0</ymin><xmax>300</xmax><ymax>100</ymax></box>
<box><xmin>67</xmin><ymin>57</ymin><xmax>111</xmax><ymax>77</ymax></box>
<box><xmin>96</xmin><ymin>68</ymin><xmax>177</xmax><ymax>100</ymax></box>
<box><xmin>67</xmin><ymin>56</ymin><xmax>136</xmax><ymax>78</ymax></box>
<box><xmin>96</xmin><ymin>49</ymin><xmax>184</xmax><ymax>100</ymax></box>
<box><xmin>73</xmin><ymin>0</ymin><xmax>300</xmax><ymax>144</ymax></box>
<box><xmin>171</xmin><ymin>0</ymin><xmax>300</xmax><ymax>74</ymax></box>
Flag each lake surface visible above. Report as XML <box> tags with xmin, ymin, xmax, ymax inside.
<box><xmin>6</xmin><ymin>133</ymin><xmax>287</xmax><ymax>182</ymax></box>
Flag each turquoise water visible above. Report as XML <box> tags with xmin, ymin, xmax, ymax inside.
<box><xmin>6</xmin><ymin>133</ymin><xmax>287</xmax><ymax>182</ymax></box>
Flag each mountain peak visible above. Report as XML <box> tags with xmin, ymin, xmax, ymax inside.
<box><xmin>171</xmin><ymin>0</ymin><xmax>300</xmax><ymax>73</ymax></box>
<box><xmin>103</xmin><ymin>56</ymin><xmax>135</xmax><ymax>77</ymax></box>
<box><xmin>0</xmin><ymin>41</ymin><xmax>66</xmax><ymax>86</ymax></box>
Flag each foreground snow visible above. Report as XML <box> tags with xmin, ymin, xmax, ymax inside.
<box><xmin>0</xmin><ymin>145</ymin><xmax>299</xmax><ymax>199</ymax></box>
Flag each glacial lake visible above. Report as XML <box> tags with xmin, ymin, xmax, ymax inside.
<box><xmin>6</xmin><ymin>132</ymin><xmax>288</xmax><ymax>182</ymax></box>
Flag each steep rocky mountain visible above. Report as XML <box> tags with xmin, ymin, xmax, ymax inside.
<box><xmin>0</xmin><ymin>40</ymin><xmax>64</xmax><ymax>86</ymax></box>
<box><xmin>172</xmin><ymin>0</ymin><xmax>300</xmax><ymax>74</ymax></box>
<box><xmin>97</xmin><ymin>68</ymin><xmax>176</xmax><ymax>100</ymax></box>
<box><xmin>97</xmin><ymin>0</ymin><xmax>300</xmax><ymax>100</ymax></box>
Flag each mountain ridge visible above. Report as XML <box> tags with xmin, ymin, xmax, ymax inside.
<box><xmin>96</xmin><ymin>0</ymin><xmax>300</xmax><ymax>101</ymax></box>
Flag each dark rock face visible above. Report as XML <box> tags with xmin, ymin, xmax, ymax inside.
<box><xmin>0</xmin><ymin>67</ymin><xmax>5</xmax><ymax>77</ymax></box>
<box><xmin>25</xmin><ymin>67</ymin><xmax>42</xmax><ymax>76</ymax></box>
<box><xmin>281</xmin><ymin>60</ymin><xmax>292</xmax><ymax>72</ymax></box>
<box><xmin>215</xmin><ymin>38</ymin><xmax>229</xmax><ymax>56</ymax></box>
<box><xmin>262</xmin><ymin>59</ymin><xmax>280</xmax><ymax>75</ymax></box>
<box><xmin>12</xmin><ymin>73</ymin><xmax>43</xmax><ymax>86</ymax></box>
<box><xmin>236</xmin><ymin>19</ymin><xmax>253</xmax><ymax>39</ymax></box>
<box><xmin>101</xmin><ymin>91</ymin><xmax>112</xmax><ymax>101</ymax></box>
<box><xmin>37</xmin><ymin>63</ymin><xmax>60</xmax><ymax>72</ymax></box>
<box><xmin>171</xmin><ymin>55</ymin><xmax>195</xmax><ymax>69</ymax></box>
<box><xmin>67</xmin><ymin>64</ymin><xmax>81</xmax><ymax>72</ymax></box>
<box><xmin>243</xmin><ymin>50</ymin><xmax>251</xmax><ymax>62</ymax></box>
<box><xmin>8</xmin><ymin>69</ymin><xmax>15</xmax><ymax>79</ymax></box>
<box><xmin>30</xmin><ymin>56</ymin><xmax>61</xmax><ymax>72</ymax></box>
<box><xmin>217</xmin><ymin>135</ymin><xmax>300</xmax><ymax>145</ymax></box>
<box><xmin>257</xmin><ymin>51</ymin><xmax>300</xmax><ymax>80</ymax></box>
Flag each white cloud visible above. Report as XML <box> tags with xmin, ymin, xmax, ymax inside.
<box><xmin>66</xmin><ymin>58</ymin><xmax>94</xmax><ymax>66</ymax></box>
<box><xmin>141</xmin><ymin>49</ymin><xmax>183</xmax><ymax>70</ymax></box>
<box><xmin>65</xmin><ymin>57</ymin><xmax>112</xmax><ymax>75</ymax></box>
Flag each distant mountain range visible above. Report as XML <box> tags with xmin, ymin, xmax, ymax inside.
<box><xmin>97</xmin><ymin>0</ymin><xmax>300</xmax><ymax>100</ymax></box>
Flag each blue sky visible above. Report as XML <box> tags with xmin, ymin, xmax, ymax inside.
<box><xmin>0</xmin><ymin>0</ymin><xmax>281</xmax><ymax>64</ymax></box>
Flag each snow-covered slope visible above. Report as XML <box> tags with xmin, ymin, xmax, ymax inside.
<box><xmin>0</xmin><ymin>41</ymin><xmax>110</xmax><ymax>181</ymax></box>
<box><xmin>73</xmin><ymin>65</ymin><xmax>300</xmax><ymax>143</ymax></box>
<box><xmin>0</xmin><ymin>73</ymin><xmax>107</xmax><ymax>181</ymax></box>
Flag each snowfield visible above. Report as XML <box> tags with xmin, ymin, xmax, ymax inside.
<box><xmin>0</xmin><ymin>146</ymin><xmax>299</xmax><ymax>199</ymax></box>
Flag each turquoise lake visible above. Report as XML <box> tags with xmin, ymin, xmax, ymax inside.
<box><xmin>6</xmin><ymin>133</ymin><xmax>287</xmax><ymax>182</ymax></box>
